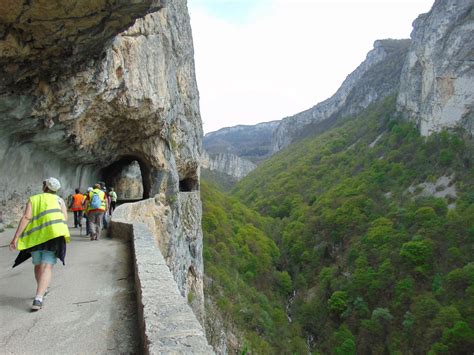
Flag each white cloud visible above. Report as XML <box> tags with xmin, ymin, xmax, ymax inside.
<box><xmin>188</xmin><ymin>0</ymin><xmax>435</xmax><ymax>133</ymax></box>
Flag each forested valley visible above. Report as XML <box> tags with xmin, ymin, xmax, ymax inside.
<box><xmin>201</xmin><ymin>96</ymin><xmax>474</xmax><ymax>354</ymax></box>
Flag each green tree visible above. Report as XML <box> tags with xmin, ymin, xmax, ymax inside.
<box><xmin>400</xmin><ymin>239</ymin><xmax>433</xmax><ymax>275</ymax></box>
<box><xmin>441</xmin><ymin>321</ymin><xmax>474</xmax><ymax>353</ymax></box>
<box><xmin>328</xmin><ymin>291</ymin><xmax>349</xmax><ymax>316</ymax></box>
<box><xmin>332</xmin><ymin>326</ymin><xmax>356</xmax><ymax>355</ymax></box>
<box><xmin>275</xmin><ymin>271</ymin><xmax>293</xmax><ymax>296</ymax></box>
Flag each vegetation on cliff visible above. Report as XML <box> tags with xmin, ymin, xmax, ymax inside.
<box><xmin>202</xmin><ymin>96</ymin><xmax>474</xmax><ymax>353</ymax></box>
<box><xmin>201</xmin><ymin>179</ymin><xmax>301</xmax><ymax>352</ymax></box>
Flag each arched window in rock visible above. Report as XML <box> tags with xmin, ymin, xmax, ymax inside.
<box><xmin>179</xmin><ymin>177</ymin><xmax>199</xmax><ymax>192</ymax></box>
<box><xmin>102</xmin><ymin>156</ymin><xmax>151</xmax><ymax>201</ymax></box>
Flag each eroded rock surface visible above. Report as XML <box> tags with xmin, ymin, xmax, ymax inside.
<box><xmin>201</xmin><ymin>151</ymin><xmax>256</xmax><ymax>180</ymax></box>
<box><xmin>0</xmin><ymin>0</ymin><xmax>164</xmax><ymax>89</ymax></box>
<box><xmin>201</xmin><ymin>121</ymin><xmax>278</xmax><ymax>180</ymax></box>
<box><xmin>397</xmin><ymin>0</ymin><xmax>474</xmax><ymax>135</ymax></box>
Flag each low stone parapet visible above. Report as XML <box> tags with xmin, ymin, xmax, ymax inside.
<box><xmin>111</xmin><ymin>218</ymin><xmax>214</xmax><ymax>354</ymax></box>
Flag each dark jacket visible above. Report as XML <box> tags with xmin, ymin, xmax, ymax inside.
<box><xmin>13</xmin><ymin>237</ymin><xmax>66</xmax><ymax>268</ymax></box>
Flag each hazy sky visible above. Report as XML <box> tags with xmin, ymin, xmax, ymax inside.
<box><xmin>188</xmin><ymin>0</ymin><xmax>435</xmax><ymax>134</ymax></box>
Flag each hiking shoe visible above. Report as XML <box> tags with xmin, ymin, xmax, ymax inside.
<box><xmin>31</xmin><ymin>299</ymin><xmax>42</xmax><ymax>311</ymax></box>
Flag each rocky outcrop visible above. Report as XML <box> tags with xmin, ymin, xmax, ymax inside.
<box><xmin>0</xmin><ymin>0</ymin><xmax>206</xmax><ymax>322</ymax></box>
<box><xmin>0</xmin><ymin>1</ymin><xmax>165</xmax><ymax>91</ymax></box>
<box><xmin>201</xmin><ymin>151</ymin><xmax>256</xmax><ymax>180</ymax></box>
<box><xmin>272</xmin><ymin>39</ymin><xmax>411</xmax><ymax>152</ymax></box>
<box><xmin>397</xmin><ymin>0</ymin><xmax>474</xmax><ymax>135</ymax></box>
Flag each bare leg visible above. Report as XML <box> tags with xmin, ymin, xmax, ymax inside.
<box><xmin>34</xmin><ymin>264</ymin><xmax>41</xmax><ymax>284</ymax></box>
<box><xmin>35</xmin><ymin>263</ymin><xmax>53</xmax><ymax>297</ymax></box>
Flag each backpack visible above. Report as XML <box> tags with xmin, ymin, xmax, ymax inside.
<box><xmin>90</xmin><ymin>191</ymin><xmax>102</xmax><ymax>209</ymax></box>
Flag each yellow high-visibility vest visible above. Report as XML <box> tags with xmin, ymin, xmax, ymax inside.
<box><xmin>86</xmin><ymin>188</ymin><xmax>106</xmax><ymax>212</ymax></box>
<box><xmin>17</xmin><ymin>193</ymin><xmax>70</xmax><ymax>250</ymax></box>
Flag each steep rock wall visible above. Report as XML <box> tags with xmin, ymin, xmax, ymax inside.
<box><xmin>201</xmin><ymin>121</ymin><xmax>278</xmax><ymax>179</ymax></box>
<box><xmin>272</xmin><ymin>39</ymin><xmax>410</xmax><ymax>152</ymax></box>
<box><xmin>201</xmin><ymin>151</ymin><xmax>256</xmax><ymax>180</ymax></box>
<box><xmin>397</xmin><ymin>0</ymin><xmax>474</xmax><ymax>135</ymax></box>
<box><xmin>0</xmin><ymin>0</ymin><xmax>206</xmax><ymax>319</ymax></box>
<box><xmin>0</xmin><ymin>0</ymin><xmax>165</xmax><ymax>223</ymax></box>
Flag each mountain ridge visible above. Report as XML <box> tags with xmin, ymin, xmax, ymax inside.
<box><xmin>202</xmin><ymin>39</ymin><xmax>411</xmax><ymax>180</ymax></box>
<box><xmin>272</xmin><ymin>38</ymin><xmax>411</xmax><ymax>152</ymax></box>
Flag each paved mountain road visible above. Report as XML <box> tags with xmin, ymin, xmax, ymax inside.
<box><xmin>0</xmin><ymin>217</ymin><xmax>138</xmax><ymax>354</ymax></box>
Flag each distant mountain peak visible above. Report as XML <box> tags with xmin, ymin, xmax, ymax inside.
<box><xmin>271</xmin><ymin>38</ymin><xmax>411</xmax><ymax>152</ymax></box>
<box><xmin>205</xmin><ymin>120</ymin><xmax>280</xmax><ymax>138</ymax></box>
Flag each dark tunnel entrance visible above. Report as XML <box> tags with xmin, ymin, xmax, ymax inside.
<box><xmin>101</xmin><ymin>156</ymin><xmax>151</xmax><ymax>202</ymax></box>
<box><xmin>179</xmin><ymin>177</ymin><xmax>198</xmax><ymax>192</ymax></box>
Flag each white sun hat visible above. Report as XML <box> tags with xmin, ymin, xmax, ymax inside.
<box><xmin>44</xmin><ymin>177</ymin><xmax>61</xmax><ymax>192</ymax></box>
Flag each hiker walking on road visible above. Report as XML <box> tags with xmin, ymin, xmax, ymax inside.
<box><xmin>98</xmin><ymin>182</ymin><xmax>111</xmax><ymax>229</ymax></box>
<box><xmin>83</xmin><ymin>187</ymin><xmax>92</xmax><ymax>236</ymax></box>
<box><xmin>70</xmin><ymin>188</ymin><xmax>85</xmax><ymax>229</ymax></box>
<box><xmin>85</xmin><ymin>183</ymin><xmax>107</xmax><ymax>241</ymax></box>
<box><xmin>9</xmin><ymin>177</ymin><xmax>70</xmax><ymax>311</ymax></box>
<box><xmin>109</xmin><ymin>187</ymin><xmax>117</xmax><ymax>215</ymax></box>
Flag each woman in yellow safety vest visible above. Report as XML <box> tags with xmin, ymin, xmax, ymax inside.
<box><xmin>9</xmin><ymin>177</ymin><xmax>70</xmax><ymax>311</ymax></box>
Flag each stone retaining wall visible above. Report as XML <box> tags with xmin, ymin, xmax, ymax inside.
<box><xmin>110</xmin><ymin>219</ymin><xmax>214</xmax><ymax>354</ymax></box>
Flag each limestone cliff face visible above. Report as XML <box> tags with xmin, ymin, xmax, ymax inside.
<box><xmin>0</xmin><ymin>1</ymin><xmax>164</xmax><ymax>88</ymax></box>
<box><xmin>272</xmin><ymin>39</ymin><xmax>410</xmax><ymax>152</ymax></box>
<box><xmin>0</xmin><ymin>0</ymin><xmax>164</xmax><ymax>224</ymax></box>
<box><xmin>397</xmin><ymin>0</ymin><xmax>474</xmax><ymax>135</ymax></box>
<box><xmin>201</xmin><ymin>151</ymin><xmax>256</xmax><ymax>180</ymax></box>
<box><xmin>0</xmin><ymin>0</ymin><xmax>206</xmax><ymax>319</ymax></box>
<box><xmin>201</xmin><ymin>121</ymin><xmax>278</xmax><ymax>179</ymax></box>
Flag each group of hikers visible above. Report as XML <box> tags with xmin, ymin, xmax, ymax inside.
<box><xmin>68</xmin><ymin>182</ymin><xmax>118</xmax><ymax>239</ymax></box>
<box><xmin>8</xmin><ymin>177</ymin><xmax>118</xmax><ymax>311</ymax></box>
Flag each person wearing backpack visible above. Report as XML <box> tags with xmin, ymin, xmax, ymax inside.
<box><xmin>98</xmin><ymin>182</ymin><xmax>110</xmax><ymax>229</ymax></box>
<box><xmin>85</xmin><ymin>183</ymin><xmax>107</xmax><ymax>241</ymax></box>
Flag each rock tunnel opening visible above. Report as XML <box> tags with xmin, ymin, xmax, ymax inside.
<box><xmin>101</xmin><ymin>156</ymin><xmax>151</xmax><ymax>202</ymax></box>
<box><xmin>179</xmin><ymin>177</ymin><xmax>198</xmax><ymax>192</ymax></box>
